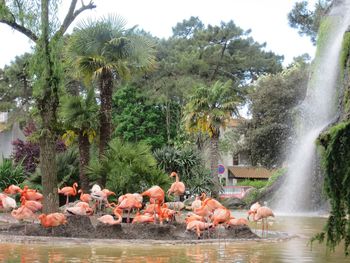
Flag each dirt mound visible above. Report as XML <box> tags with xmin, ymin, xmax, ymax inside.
<box><xmin>0</xmin><ymin>215</ymin><xmax>258</xmax><ymax>241</ymax></box>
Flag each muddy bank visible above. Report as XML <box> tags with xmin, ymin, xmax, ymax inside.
<box><xmin>0</xmin><ymin>214</ymin><xmax>258</xmax><ymax>241</ymax></box>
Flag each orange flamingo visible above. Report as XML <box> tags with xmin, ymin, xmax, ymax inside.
<box><xmin>132</xmin><ymin>212</ymin><xmax>155</xmax><ymax>224</ymax></box>
<box><xmin>167</xmin><ymin>172</ymin><xmax>185</xmax><ymax>198</ymax></box>
<box><xmin>142</xmin><ymin>186</ymin><xmax>165</xmax><ymax>205</ymax></box>
<box><xmin>21</xmin><ymin>186</ymin><xmax>43</xmax><ymax>201</ymax></box>
<box><xmin>185</xmin><ymin>213</ymin><xmax>205</xmax><ymax>224</ymax></box>
<box><xmin>117</xmin><ymin>193</ymin><xmax>143</xmax><ymax>223</ymax></box>
<box><xmin>78</xmin><ymin>189</ymin><xmax>92</xmax><ymax>203</ymax></box>
<box><xmin>3</xmin><ymin>184</ymin><xmax>22</xmax><ymax>195</ymax></box>
<box><xmin>210</xmin><ymin>208</ymin><xmax>231</xmax><ymax>227</ymax></box>
<box><xmin>102</xmin><ymin>189</ymin><xmax>116</xmax><ymax>197</ymax></box>
<box><xmin>252</xmin><ymin>206</ymin><xmax>274</xmax><ymax>237</ymax></box>
<box><xmin>186</xmin><ymin>220</ymin><xmax>213</xmax><ymax>239</ymax></box>
<box><xmin>58</xmin><ymin>182</ymin><xmax>78</xmax><ymax>205</ymax></box>
<box><xmin>20</xmin><ymin>196</ymin><xmax>42</xmax><ymax>213</ymax></box>
<box><xmin>38</xmin><ymin>213</ymin><xmax>67</xmax><ymax>228</ymax></box>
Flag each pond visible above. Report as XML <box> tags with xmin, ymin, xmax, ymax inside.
<box><xmin>0</xmin><ymin>212</ymin><xmax>347</xmax><ymax>262</ymax></box>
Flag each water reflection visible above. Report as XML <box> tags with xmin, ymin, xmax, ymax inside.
<box><xmin>0</xmin><ymin>215</ymin><xmax>348</xmax><ymax>263</ymax></box>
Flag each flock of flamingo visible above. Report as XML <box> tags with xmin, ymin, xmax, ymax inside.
<box><xmin>0</xmin><ymin>172</ymin><xmax>275</xmax><ymax>239</ymax></box>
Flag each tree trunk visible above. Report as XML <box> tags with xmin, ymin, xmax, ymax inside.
<box><xmin>78</xmin><ymin>131</ymin><xmax>90</xmax><ymax>192</ymax></box>
<box><xmin>37</xmin><ymin>0</ymin><xmax>60</xmax><ymax>213</ymax></box>
<box><xmin>39</xmin><ymin>132</ymin><xmax>59</xmax><ymax>213</ymax></box>
<box><xmin>98</xmin><ymin>71</ymin><xmax>113</xmax><ymax>186</ymax></box>
<box><xmin>210</xmin><ymin>134</ymin><xmax>221</xmax><ymax>198</ymax></box>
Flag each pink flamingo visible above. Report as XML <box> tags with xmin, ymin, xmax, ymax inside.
<box><xmin>58</xmin><ymin>182</ymin><xmax>78</xmax><ymax>205</ymax></box>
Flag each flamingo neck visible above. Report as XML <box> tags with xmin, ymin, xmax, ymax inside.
<box><xmin>175</xmin><ymin>174</ymin><xmax>179</xmax><ymax>183</ymax></box>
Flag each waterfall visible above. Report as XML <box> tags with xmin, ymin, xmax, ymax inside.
<box><xmin>273</xmin><ymin>0</ymin><xmax>350</xmax><ymax>213</ymax></box>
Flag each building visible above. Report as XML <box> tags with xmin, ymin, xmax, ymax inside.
<box><xmin>218</xmin><ymin>118</ymin><xmax>275</xmax><ymax>186</ymax></box>
<box><xmin>0</xmin><ymin>112</ymin><xmax>25</xmax><ymax>161</ymax></box>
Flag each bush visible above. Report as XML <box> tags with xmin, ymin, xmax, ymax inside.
<box><xmin>23</xmin><ymin>147</ymin><xmax>79</xmax><ymax>190</ymax></box>
<box><xmin>237</xmin><ymin>179</ymin><xmax>267</xmax><ymax>189</ymax></box>
<box><xmin>153</xmin><ymin>145</ymin><xmax>215</xmax><ymax>195</ymax></box>
<box><xmin>0</xmin><ymin>158</ymin><xmax>26</xmax><ymax>190</ymax></box>
<box><xmin>86</xmin><ymin>138</ymin><xmax>170</xmax><ymax>195</ymax></box>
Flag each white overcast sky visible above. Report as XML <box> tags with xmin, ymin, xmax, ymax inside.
<box><xmin>0</xmin><ymin>0</ymin><xmax>316</xmax><ymax>68</ymax></box>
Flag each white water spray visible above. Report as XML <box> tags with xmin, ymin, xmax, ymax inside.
<box><xmin>274</xmin><ymin>0</ymin><xmax>350</xmax><ymax>213</ymax></box>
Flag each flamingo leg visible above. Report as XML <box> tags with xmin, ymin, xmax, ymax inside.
<box><xmin>66</xmin><ymin>195</ymin><xmax>69</xmax><ymax>206</ymax></box>
<box><xmin>196</xmin><ymin>225</ymin><xmax>201</xmax><ymax>239</ymax></box>
<box><xmin>127</xmin><ymin>209</ymin><xmax>131</xmax><ymax>223</ymax></box>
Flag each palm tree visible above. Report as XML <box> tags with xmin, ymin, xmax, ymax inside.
<box><xmin>183</xmin><ymin>80</ymin><xmax>241</xmax><ymax>197</ymax></box>
<box><xmin>65</xmin><ymin>15</ymin><xmax>156</xmax><ymax>186</ymax></box>
<box><xmin>61</xmin><ymin>87</ymin><xmax>98</xmax><ymax>191</ymax></box>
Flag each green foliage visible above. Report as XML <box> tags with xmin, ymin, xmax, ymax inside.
<box><xmin>288</xmin><ymin>0</ymin><xmax>331</xmax><ymax>44</ymax></box>
<box><xmin>183</xmin><ymin>80</ymin><xmax>241</xmax><ymax>138</ymax></box>
<box><xmin>0</xmin><ymin>158</ymin><xmax>26</xmax><ymax>191</ymax></box>
<box><xmin>65</xmin><ymin>15</ymin><xmax>156</xmax><ymax>84</ymax></box>
<box><xmin>23</xmin><ymin>147</ymin><xmax>79</xmax><ymax>190</ymax></box>
<box><xmin>236</xmin><ymin>179</ymin><xmax>267</xmax><ymax>189</ymax></box>
<box><xmin>314</xmin><ymin>121</ymin><xmax>350</xmax><ymax>255</ymax></box>
<box><xmin>245</xmin><ymin>62</ymin><xmax>309</xmax><ymax>167</ymax></box>
<box><xmin>340</xmin><ymin>32</ymin><xmax>350</xmax><ymax>70</ymax></box>
<box><xmin>112</xmin><ymin>85</ymin><xmax>177</xmax><ymax>149</ymax></box>
<box><xmin>242</xmin><ymin>188</ymin><xmax>259</xmax><ymax>205</ymax></box>
<box><xmin>315</xmin><ymin>16</ymin><xmax>337</xmax><ymax>58</ymax></box>
<box><xmin>265</xmin><ymin>168</ymin><xmax>286</xmax><ymax>188</ymax></box>
<box><xmin>86</xmin><ymin>138</ymin><xmax>170</xmax><ymax>195</ymax></box>
<box><xmin>153</xmin><ymin>145</ymin><xmax>214</xmax><ymax>194</ymax></box>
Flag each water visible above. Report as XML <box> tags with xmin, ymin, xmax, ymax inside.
<box><xmin>274</xmin><ymin>0</ymin><xmax>350</xmax><ymax>213</ymax></box>
<box><xmin>0</xmin><ymin>213</ymin><xmax>348</xmax><ymax>262</ymax></box>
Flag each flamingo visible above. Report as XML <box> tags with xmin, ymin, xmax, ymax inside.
<box><xmin>167</xmin><ymin>172</ymin><xmax>185</xmax><ymax>198</ymax></box>
<box><xmin>97</xmin><ymin>214</ymin><xmax>122</xmax><ymax>225</ymax></box>
<box><xmin>11</xmin><ymin>206</ymin><xmax>36</xmax><ymax>222</ymax></box>
<box><xmin>58</xmin><ymin>182</ymin><xmax>78</xmax><ymax>205</ymax></box>
<box><xmin>227</xmin><ymin>217</ymin><xmax>249</xmax><ymax>227</ymax></box>
<box><xmin>132</xmin><ymin>212</ymin><xmax>155</xmax><ymax>224</ymax></box>
<box><xmin>185</xmin><ymin>213</ymin><xmax>205</xmax><ymax>224</ymax></box>
<box><xmin>0</xmin><ymin>193</ymin><xmax>17</xmax><ymax>211</ymax></box>
<box><xmin>3</xmin><ymin>184</ymin><xmax>22</xmax><ymax>195</ymax></box>
<box><xmin>117</xmin><ymin>193</ymin><xmax>143</xmax><ymax>223</ymax></box>
<box><xmin>90</xmin><ymin>184</ymin><xmax>101</xmax><ymax>194</ymax></box>
<box><xmin>65</xmin><ymin>205</ymin><xmax>93</xmax><ymax>216</ymax></box>
<box><xmin>20</xmin><ymin>196</ymin><xmax>42</xmax><ymax>213</ymax></box>
<box><xmin>141</xmin><ymin>186</ymin><xmax>165</xmax><ymax>223</ymax></box>
<box><xmin>210</xmin><ymin>208</ymin><xmax>231</xmax><ymax>227</ymax></box>
<box><xmin>191</xmin><ymin>195</ymin><xmax>202</xmax><ymax>211</ymax></box>
<box><xmin>247</xmin><ymin>202</ymin><xmax>261</xmax><ymax>220</ymax></box>
<box><xmin>21</xmin><ymin>186</ymin><xmax>43</xmax><ymax>201</ymax></box>
<box><xmin>141</xmin><ymin>186</ymin><xmax>165</xmax><ymax>205</ymax></box>
<box><xmin>78</xmin><ymin>189</ymin><xmax>92</xmax><ymax>203</ymax></box>
<box><xmin>186</xmin><ymin>220</ymin><xmax>213</xmax><ymax>239</ymax></box>
<box><xmin>38</xmin><ymin>213</ymin><xmax>67</xmax><ymax>228</ymax></box>
<box><xmin>90</xmin><ymin>190</ymin><xmax>108</xmax><ymax>213</ymax></box>
<box><xmin>252</xmin><ymin>206</ymin><xmax>274</xmax><ymax>237</ymax></box>
<box><xmin>247</xmin><ymin>201</ymin><xmax>262</xmax><ymax>232</ymax></box>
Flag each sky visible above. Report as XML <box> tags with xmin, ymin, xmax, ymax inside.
<box><xmin>0</xmin><ymin>0</ymin><xmax>317</xmax><ymax>68</ymax></box>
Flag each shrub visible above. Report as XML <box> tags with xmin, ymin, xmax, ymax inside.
<box><xmin>153</xmin><ymin>145</ymin><xmax>215</xmax><ymax>195</ymax></box>
<box><xmin>0</xmin><ymin>158</ymin><xmax>26</xmax><ymax>190</ymax></box>
<box><xmin>86</xmin><ymin>138</ymin><xmax>170</xmax><ymax>195</ymax></box>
